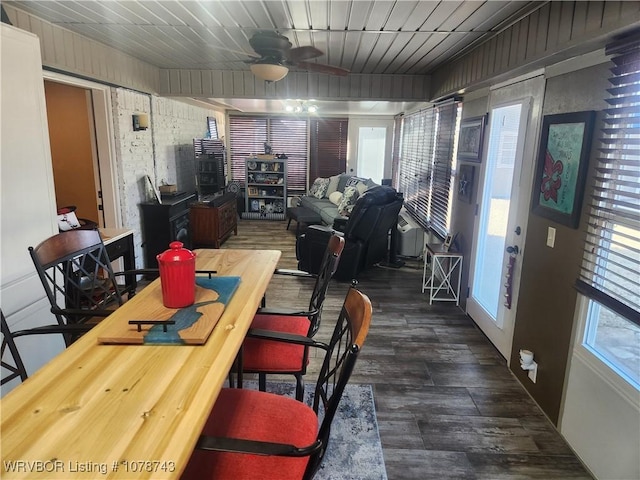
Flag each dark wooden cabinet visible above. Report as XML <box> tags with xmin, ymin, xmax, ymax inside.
<box><xmin>140</xmin><ymin>192</ymin><xmax>196</xmax><ymax>269</ymax></box>
<box><xmin>190</xmin><ymin>193</ymin><xmax>238</xmax><ymax>248</ymax></box>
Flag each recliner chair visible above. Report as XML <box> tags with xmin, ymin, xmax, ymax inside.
<box><xmin>297</xmin><ymin>185</ymin><xmax>404</xmax><ymax>280</ymax></box>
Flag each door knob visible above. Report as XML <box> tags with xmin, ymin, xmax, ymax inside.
<box><xmin>506</xmin><ymin>245</ymin><xmax>519</xmax><ymax>255</ymax></box>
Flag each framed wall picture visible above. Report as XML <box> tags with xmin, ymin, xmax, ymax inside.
<box><xmin>531</xmin><ymin>111</ymin><xmax>595</xmax><ymax>228</ymax></box>
<box><xmin>248</xmin><ymin>186</ymin><xmax>259</xmax><ymax>196</ymax></box>
<box><xmin>457</xmin><ymin>115</ymin><xmax>486</xmax><ymax>162</ymax></box>
<box><xmin>457</xmin><ymin>164</ymin><xmax>475</xmax><ymax>203</ymax></box>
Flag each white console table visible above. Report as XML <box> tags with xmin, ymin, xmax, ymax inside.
<box><xmin>422</xmin><ymin>243</ymin><xmax>463</xmax><ymax>306</ymax></box>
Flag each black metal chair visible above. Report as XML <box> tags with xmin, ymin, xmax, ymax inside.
<box><xmin>182</xmin><ymin>286</ymin><xmax>372</xmax><ymax>480</ymax></box>
<box><xmin>28</xmin><ymin>229</ymin><xmax>150</xmax><ymax>343</ymax></box>
<box><xmin>238</xmin><ymin>234</ymin><xmax>345</xmax><ymax>401</ymax></box>
<box><xmin>1</xmin><ymin>309</ymin><xmax>91</xmax><ymax>386</ymax></box>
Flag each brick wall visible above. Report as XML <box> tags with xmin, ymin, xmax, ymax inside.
<box><xmin>111</xmin><ymin>88</ymin><xmax>221</xmax><ymax>265</ymax></box>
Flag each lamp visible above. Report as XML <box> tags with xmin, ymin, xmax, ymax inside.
<box><xmin>132</xmin><ymin>114</ymin><xmax>149</xmax><ymax>131</ymax></box>
<box><xmin>250</xmin><ymin>61</ymin><xmax>289</xmax><ymax>82</ymax></box>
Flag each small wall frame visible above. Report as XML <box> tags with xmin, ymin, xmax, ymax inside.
<box><xmin>457</xmin><ymin>115</ymin><xmax>486</xmax><ymax>163</ymax></box>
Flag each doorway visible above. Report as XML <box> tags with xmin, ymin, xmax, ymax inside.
<box><xmin>466</xmin><ymin>75</ymin><xmax>545</xmax><ymax>360</ymax></box>
<box><xmin>348</xmin><ymin>118</ymin><xmax>394</xmax><ymax>182</ymax></box>
<box><xmin>357</xmin><ymin>127</ymin><xmax>386</xmax><ymax>183</ymax></box>
<box><xmin>44</xmin><ymin>81</ymin><xmax>102</xmax><ymax>224</ymax></box>
<box><xmin>42</xmin><ymin>72</ymin><xmax>120</xmax><ymax>229</ymax></box>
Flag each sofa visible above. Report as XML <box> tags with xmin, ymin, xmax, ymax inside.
<box><xmin>297</xmin><ymin>185</ymin><xmax>404</xmax><ymax>281</ymax></box>
<box><xmin>298</xmin><ymin>174</ymin><xmax>379</xmax><ymax>226</ymax></box>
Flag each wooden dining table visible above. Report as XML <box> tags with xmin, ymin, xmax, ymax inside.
<box><xmin>1</xmin><ymin>248</ymin><xmax>281</xmax><ymax>479</ymax></box>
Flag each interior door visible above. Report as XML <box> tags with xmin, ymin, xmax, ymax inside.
<box><xmin>467</xmin><ymin>76</ymin><xmax>544</xmax><ymax>361</ymax></box>
<box><xmin>348</xmin><ymin>118</ymin><xmax>393</xmax><ymax>182</ymax></box>
<box><xmin>44</xmin><ymin>81</ymin><xmax>103</xmax><ymax>225</ymax></box>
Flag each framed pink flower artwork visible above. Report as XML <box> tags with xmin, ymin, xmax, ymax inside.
<box><xmin>531</xmin><ymin>111</ymin><xmax>595</xmax><ymax>228</ymax></box>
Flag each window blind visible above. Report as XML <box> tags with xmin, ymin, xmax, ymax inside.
<box><xmin>396</xmin><ymin>100</ymin><xmax>460</xmax><ymax>237</ymax></box>
<box><xmin>228</xmin><ymin>116</ymin><xmax>309</xmax><ymax>195</ymax></box>
<box><xmin>269</xmin><ymin>117</ymin><xmax>308</xmax><ymax>194</ymax></box>
<box><xmin>309</xmin><ymin>118</ymin><xmax>348</xmax><ymax>188</ymax></box>
<box><xmin>575</xmin><ymin>33</ymin><xmax>640</xmax><ymax>327</ymax></box>
<box><xmin>228</xmin><ymin>116</ymin><xmax>267</xmax><ymax>185</ymax></box>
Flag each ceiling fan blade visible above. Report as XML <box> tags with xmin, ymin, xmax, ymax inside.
<box><xmin>287</xmin><ymin>46</ymin><xmax>323</xmax><ymax>63</ymax></box>
<box><xmin>295</xmin><ymin>61</ymin><xmax>350</xmax><ymax>76</ymax></box>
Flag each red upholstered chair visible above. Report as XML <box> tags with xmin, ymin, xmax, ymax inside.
<box><xmin>239</xmin><ymin>234</ymin><xmax>344</xmax><ymax>401</ymax></box>
<box><xmin>182</xmin><ymin>286</ymin><xmax>372</xmax><ymax>480</ymax></box>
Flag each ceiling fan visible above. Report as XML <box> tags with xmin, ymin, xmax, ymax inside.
<box><xmin>243</xmin><ymin>31</ymin><xmax>349</xmax><ymax>82</ymax></box>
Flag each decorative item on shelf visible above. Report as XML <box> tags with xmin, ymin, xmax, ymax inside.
<box><xmin>159</xmin><ymin>184</ymin><xmax>177</xmax><ymax>194</ymax></box>
<box><xmin>273</xmin><ymin>200</ymin><xmax>285</xmax><ymax>213</ymax></box>
<box><xmin>248</xmin><ymin>186</ymin><xmax>258</xmax><ymax>196</ymax></box>
<box><xmin>247</xmin><ymin>160</ymin><xmax>258</xmax><ymax>170</ymax></box>
<box><xmin>277</xmin><ymin>153</ymin><xmax>288</xmax><ymax>159</ymax></box>
<box><xmin>226</xmin><ymin>181</ymin><xmax>241</xmax><ymax>195</ymax></box>
<box><xmin>264</xmin><ymin>142</ymin><xmax>272</xmax><ymax>154</ymax></box>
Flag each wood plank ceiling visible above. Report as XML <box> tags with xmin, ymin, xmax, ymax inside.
<box><xmin>5</xmin><ymin>1</ymin><xmax>544</xmax><ymax>76</ymax></box>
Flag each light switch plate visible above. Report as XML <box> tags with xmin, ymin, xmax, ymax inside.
<box><xmin>546</xmin><ymin>227</ymin><xmax>556</xmax><ymax>248</ymax></box>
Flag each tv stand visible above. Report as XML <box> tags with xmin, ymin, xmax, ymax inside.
<box><xmin>190</xmin><ymin>192</ymin><xmax>237</xmax><ymax>248</ymax></box>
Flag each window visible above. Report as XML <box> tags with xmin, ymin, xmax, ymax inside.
<box><xmin>228</xmin><ymin>116</ymin><xmax>308</xmax><ymax>195</ymax></box>
<box><xmin>576</xmin><ymin>33</ymin><xmax>640</xmax><ymax>388</ymax></box>
<box><xmin>396</xmin><ymin>100</ymin><xmax>461</xmax><ymax>237</ymax></box>
<box><xmin>309</xmin><ymin>118</ymin><xmax>348</xmax><ymax>188</ymax></box>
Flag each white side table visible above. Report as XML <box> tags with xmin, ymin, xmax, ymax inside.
<box><xmin>422</xmin><ymin>243</ymin><xmax>463</xmax><ymax>305</ymax></box>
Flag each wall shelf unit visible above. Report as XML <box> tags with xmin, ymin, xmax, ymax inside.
<box><xmin>242</xmin><ymin>156</ymin><xmax>286</xmax><ymax>220</ymax></box>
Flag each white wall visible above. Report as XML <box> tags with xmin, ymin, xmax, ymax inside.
<box><xmin>0</xmin><ymin>24</ymin><xmax>65</xmax><ymax>396</ymax></box>
<box><xmin>560</xmin><ymin>296</ymin><xmax>640</xmax><ymax>480</ymax></box>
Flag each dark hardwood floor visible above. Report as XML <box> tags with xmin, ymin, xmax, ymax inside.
<box><xmin>221</xmin><ymin>219</ymin><xmax>593</xmax><ymax>480</ymax></box>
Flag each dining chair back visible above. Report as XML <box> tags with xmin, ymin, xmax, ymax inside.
<box><xmin>182</xmin><ymin>286</ymin><xmax>372</xmax><ymax>480</ymax></box>
<box><xmin>1</xmin><ymin>309</ymin><xmax>91</xmax><ymax>386</ymax></box>
<box><xmin>240</xmin><ymin>234</ymin><xmax>344</xmax><ymax>400</ymax></box>
<box><xmin>304</xmin><ymin>234</ymin><xmax>345</xmax><ymax>337</ymax></box>
<box><xmin>29</xmin><ymin>230</ymin><xmax>130</xmax><ymax>340</ymax></box>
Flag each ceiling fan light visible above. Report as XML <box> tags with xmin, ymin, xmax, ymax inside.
<box><xmin>250</xmin><ymin>63</ymin><xmax>289</xmax><ymax>82</ymax></box>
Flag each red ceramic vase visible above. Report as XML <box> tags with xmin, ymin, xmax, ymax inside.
<box><xmin>156</xmin><ymin>241</ymin><xmax>196</xmax><ymax>308</ymax></box>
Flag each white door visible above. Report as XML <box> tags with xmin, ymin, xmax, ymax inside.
<box><xmin>467</xmin><ymin>75</ymin><xmax>545</xmax><ymax>361</ymax></box>
<box><xmin>347</xmin><ymin>118</ymin><xmax>394</xmax><ymax>182</ymax></box>
<box><xmin>357</xmin><ymin>126</ymin><xmax>386</xmax><ymax>183</ymax></box>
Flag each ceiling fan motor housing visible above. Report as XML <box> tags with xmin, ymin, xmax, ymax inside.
<box><xmin>249</xmin><ymin>32</ymin><xmax>292</xmax><ymax>63</ymax></box>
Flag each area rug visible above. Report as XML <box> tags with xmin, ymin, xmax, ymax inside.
<box><xmin>242</xmin><ymin>381</ymin><xmax>388</xmax><ymax>480</ymax></box>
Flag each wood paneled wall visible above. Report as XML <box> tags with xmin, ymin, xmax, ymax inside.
<box><xmin>159</xmin><ymin>69</ymin><xmax>430</xmax><ymax>101</ymax></box>
<box><xmin>431</xmin><ymin>1</ymin><xmax>640</xmax><ymax>99</ymax></box>
<box><xmin>3</xmin><ymin>5</ymin><xmax>159</xmax><ymax>94</ymax></box>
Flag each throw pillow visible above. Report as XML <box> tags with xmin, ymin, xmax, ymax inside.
<box><xmin>337</xmin><ymin>186</ymin><xmax>359</xmax><ymax>216</ymax></box>
<box><xmin>345</xmin><ymin>176</ymin><xmax>370</xmax><ymax>195</ymax></box>
<box><xmin>336</xmin><ymin>174</ymin><xmax>352</xmax><ymax>193</ymax></box>
<box><xmin>328</xmin><ymin>191</ymin><xmax>343</xmax><ymax>206</ymax></box>
<box><xmin>309</xmin><ymin>177</ymin><xmax>330</xmax><ymax>199</ymax></box>
<box><xmin>326</xmin><ymin>174</ymin><xmax>341</xmax><ymax>197</ymax></box>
